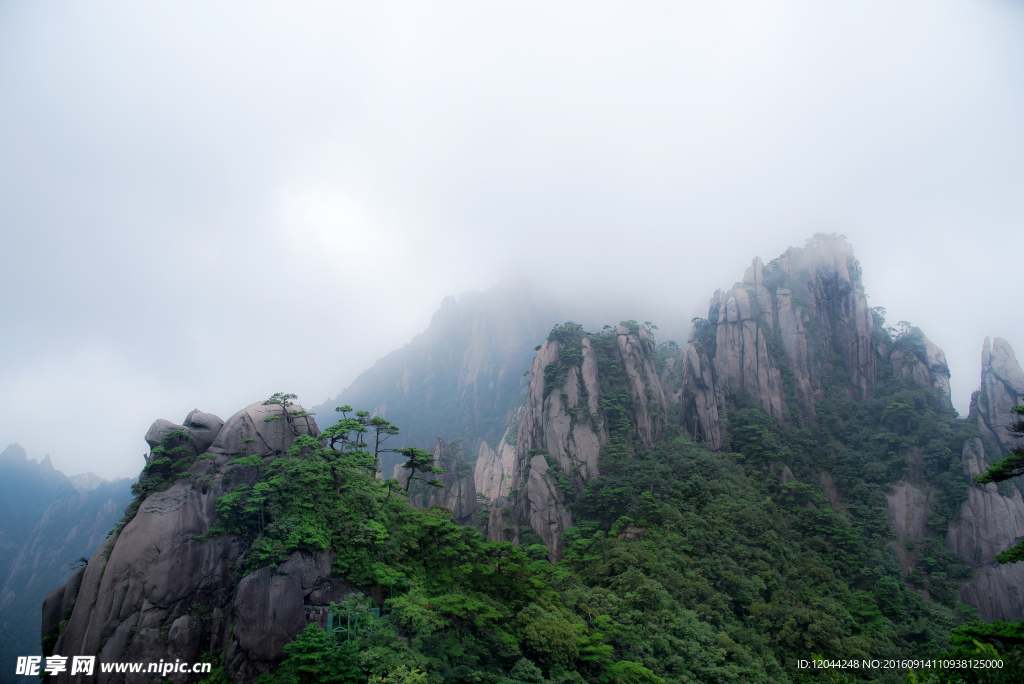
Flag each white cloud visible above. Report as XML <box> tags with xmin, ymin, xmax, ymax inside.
<box><xmin>1</xmin><ymin>0</ymin><xmax>1022</xmax><ymax>474</ymax></box>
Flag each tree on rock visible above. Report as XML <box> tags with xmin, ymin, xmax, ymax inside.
<box><xmin>263</xmin><ymin>392</ymin><xmax>314</xmax><ymax>437</ymax></box>
<box><xmin>397</xmin><ymin>447</ymin><xmax>445</xmax><ymax>493</ymax></box>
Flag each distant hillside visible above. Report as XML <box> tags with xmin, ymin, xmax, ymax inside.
<box><xmin>0</xmin><ymin>445</ymin><xmax>133</xmax><ymax>684</ymax></box>
<box><xmin>311</xmin><ymin>279</ymin><xmax>566</xmax><ymax>475</ymax></box>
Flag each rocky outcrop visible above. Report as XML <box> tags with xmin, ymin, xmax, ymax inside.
<box><xmin>946</xmin><ymin>439</ymin><xmax>1024</xmax><ymax>566</ymax></box>
<box><xmin>208</xmin><ymin>402</ymin><xmax>319</xmax><ymax>458</ymax></box>
<box><xmin>474</xmin><ymin>424</ymin><xmax>517</xmax><ymax>503</ymax></box>
<box><xmin>498</xmin><ymin>324</ymin><xmax>667</xmax><ymax>561</ymax></box>
<box><xmin>944</xmin><ymin>439</ymin><xmax>1024</xmax><ymax>620</ymax></box>
<box><xmin>41</xmin><ymin>403</ymin><xmax>359</xmax><ymax>684</ymax></box>
<box><xmin>393</xmin><ymin>438</ymin><xmax>479</xmax><ymax>526</ymax></box>
<box><xmin>888</xmin><ymin>331</ymin><xmax>951</xmax><ymax>403</ymax></box>
<box><xmin>887</xmin><ymin>482</ymin><xmax>937</xmax><ymax>575</ymax></box>
<box><xmin>682</xmin><ymin>234</ymin><xmax>875</xmax><ymax>446</ymax></box>
<box><xmin>958</xmin><ymin>563</ymin><xmax>1024</xmax><ymax>622</ymax></box>
<box><xmin>970</xmin><ymin>337</ymin><xmax>1024</xmax><ymax>456</ymax></box>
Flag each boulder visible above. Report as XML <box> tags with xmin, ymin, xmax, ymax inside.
<box><xmin>184</xmin><ymin>409</ymin><xmax>225</xmax><ymax>455</ymax></box>
<box><xmin>144</xmin><ymin>418</ymin><xmax>190</xmax><ymax>452</ymax></box>
<box><xmin>231</xmin><ymin>551</ymin><xmax>332</xmax><ymax>663</ymax></box>
<box><xmin>207</xmin><ymin>401</ymin><xmax>319</xmax><ymax>458</ymax></box>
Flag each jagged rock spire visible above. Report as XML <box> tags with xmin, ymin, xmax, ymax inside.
<box><xmin>682</xmin><ymin>234</ymin><xmax>876</xmax><ymax>446</ymax></box>
<box><xmin>488</xmin><ymin>323</ymin><xmax>667</xmax><ymax>561</ymax></box>
<box><xmin>970</xmin><ymin>336</ymin><xmax>1024</xmax><ymax>456</ymax></box>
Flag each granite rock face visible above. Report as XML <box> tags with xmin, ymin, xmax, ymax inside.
<box><xmin>474</xmin><ymin>422</ymin><xmax>517</xmax><ymax>504</ymax></box>
<box><xmin>958</xmin><ymin>563</ymin><xmax>1024</xmax><ymax>621</ymax></box>
<box><xmin>888</xmin><ymin>329</ymin><xmax>951</xmax><ymax>404</ymax></box>
<box><xmin>970</xmin><ymin>337</ymin><xmax>1024</xmax><ymax>456</ymax></box>
<box><xmin>42</xmin><ymin>403</ymin><xmax>356</xmax><ymax>684</ymax></box>
<box><xmin>887</xmin><ymin>481</ymin><xmax>937</xmax><ymax>576</ymax></box>
<box><xmin>208</xmin><ymin>402</ymin><xmax>319</xmax><ymax>458</ymax></box>
<box><xmin>393</xmin><ymin>438</ymin><xmax>479</xmax><ymax>526</ymax></box>
<box><xmin>946</xmin><ymin>439</ymin><xmax>1024</xmax><ymax>567</ymax></box>
<box><xmin>682</xmin><ymin>234</ymin><xmax>875</xmax><ymax>447</ymax></box>
<box><xmin>497</xmin><ymin>325</ymin><xmax>667</xmax><ymax>561</ymax></box>
<box><xmin>942</xmin><ymin>439</ymin><xmax>1024</xmax><ymax>619</ymax></box>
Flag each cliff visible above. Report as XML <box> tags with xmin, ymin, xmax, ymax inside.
<box><xmin>490</xmin><ymin>322</ymin><xmax>667</xmax><ymax>561</ymax></box>
<box><xmin>41</xmin><ymin>402</ymin><xmax>344</xmax><ymax>684</ymax></box>
<box><xmin>472</xmin><ymin>415</ymin><xmax>519</xmax><ymax>504</ymax></box>
<box><xmin>881</xmin><ymin>337</ymin><xmax>1024</xmax><ymax>621</ymax></box>
<box><xmin>392</xmin><ymin>437</ymin><xmax>479</xmax><ymax>526</ymax></box>
<box><xmin>886</xmin><ymin>328</ymin><xmax>951</xmax><ymax>402</ymax></box>
<box><xmin>970</xmin><ymin>336</ymin><xmax>1024</xmax><ymax>456</ymax></box>
<box><xmin>682</xmin><ymin>234</ymin><xmax>876</xmax><ymax>445</ymax></box>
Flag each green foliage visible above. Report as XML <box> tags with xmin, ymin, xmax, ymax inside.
<box><xmin>889</xmin><ymin>324</ymin><xmax>929</xmax><ymax>364</ymax></box>
<box><xmin>917</xmin><ymin>621</ymin><xmax>1024</xmax><ymax>683</ymax></box>
<box><xmin>689</xmin><ymin>317</ymin><xmax>717</xmax><ymax>359</ymax></box>
<box><xmin>600</xmin><ymin>661</ymin><xmax>665</xmax><ymax>684</ymax></box>
<box><xmin>259</xmin><ymin>624</ymin><xmax>362</xmax><ymax>684</ymax></box>
<box><xmin>509</xmin><ymin>658</ymin><xmax>544</xmax><ymax>683</ymax></box>
<box><xmin>996</xmin><ymin>540</ymin><xmax>1024</xmax><ymax>564</ymax></box>
<box><xmin>563</xmin><ymin>426</ymin><xmax>976</xmax><ymax>683</ymax></box>
<box><xmin>368</xmin><ymin>666</ymin><xmax>428</xmax><ymax>684</ymax></box>
<box><xmin>544</xmin><ymin>323</ymin><xmax>587</xmax><ymax>400</ymax></box>
<box><xmin>398</xmin><ymin>447</ymin><xmax>445</xmax><ymax>493</ymax></box>
<box><xmin>120</xmin><ymin>429</ymin><xmax>195</xmax><ymax>528</ymax></box>
<box><xmin>974</xmin><ymin>406</ymin><xmax>1024</xmax><ymax>484</ymax></box>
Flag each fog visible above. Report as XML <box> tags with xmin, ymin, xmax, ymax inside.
<box><xmin>1</xmin><ymin>0</ymin><xmax>1022</xmax><ymax>478</ymax></box>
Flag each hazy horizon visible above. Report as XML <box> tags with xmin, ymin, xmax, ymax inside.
<box><xmin>3</xmin><ymin>0</ymin><xmax>1023</xmax><ymax>478</ymax></box>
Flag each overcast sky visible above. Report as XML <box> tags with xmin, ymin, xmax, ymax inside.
<box><xmin>2</xmin><ymin>0</ymin><xmax>1023</xmax><ymax>478</ymax></box>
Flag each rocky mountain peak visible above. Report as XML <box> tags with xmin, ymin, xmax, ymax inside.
<box><xmin>682</xmin><ymin>234</ymin><xmax>876</xmax><ymax>448</ymax></box>
<box><xmin>885</xmin><ymin>326</ymin><xmax>951</xmax><ymax>403</ymax></box>
<box><xmin>487</xmin><ymin>321</ymin><xmax>667</xmax><ymax>561</ymax></box>
<box><xmin>971</xmin><ymin>336</ymin><xmax>1024</xmax><ymax>456</ymax></box>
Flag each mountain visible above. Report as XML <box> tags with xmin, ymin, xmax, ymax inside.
<box><xmin>311</xmin><ymin>279</ymin><xmax>564</xmax><ymax>478</ymax></box>
<box><xmin>482</xmin><ymin>321</ymin><xmax>670</xmax><ymax>561</ymax></box>
<box><xmin>0</xmin><ymin>446</ymin><xmax>133</xmax><ymax>684</ymax></box>
<box><xmin>38</xmin><ymin>234</ymin><xmax>1024</xmax><ymax>683</ymax></box>
<box><xmin>311</xmin><ymin>277</ymin><xmax>688</xmax><ymax>478</ymax></box>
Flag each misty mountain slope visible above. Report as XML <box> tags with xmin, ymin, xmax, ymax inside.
<box><xmin>0</xmin><ymin>445</ymin><xmax>133</xmax><ymax>684</ymax></box>
<box><xmin>0</xmin><ymin>445</ymin><xmax>68</xmax><ymax>583</ymax></box>
<box><xmin>311</xmin><ymin>280</ymin><xmax>569</xmax><ymax>476</ymax></box>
